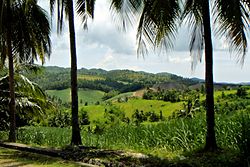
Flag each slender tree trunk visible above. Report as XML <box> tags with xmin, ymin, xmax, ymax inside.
<box><xmin>202</xmin><ymin>0</ymin><xmax>217</xmax><ymax>151</ymax></box>
<box><xmin>68</xmin><ymin>0</ymin><xmax>82</xmax><ymax>145</ymax></box>
<box><xmin>7</xmin><ymin>0</ymin><xmax>16</xmax><ymax>142</ymax></box>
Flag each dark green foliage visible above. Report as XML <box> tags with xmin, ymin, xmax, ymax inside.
<box><xmin>200</xmin><ymin>84</ymin><xmax>205</xmax><ymax>94</ymax></box>
<box><xmin>0</xmin><ymin>74</ymin><xmax>52</xmax><ymax>130</ymax></box>
<box><xmin>142</xmin><ymin>89</ymin><xmax>154</xmax><ymax>100</ymax></box>
<box><xmin>215</xmin><ymin>93</ymin><xmax>250</xmax><ymax>115</ymax></box>
<box><xmin>146</xmin><ymin>111</ymin><xmax>160</xmax><ymax>122</ymax></box>
<box><xmin>236</xmin><ymin>86</ymin><xmax>248</xmax><ymax>98</ymax></box>
<box><xmin>143</xmin><ymin>89</ymin><xmax>181</xmax><ymax>102</ymax></box>
<box><xmin>221</xmin><ymin>91</ymin><xmax>225</xmax><ymax>98</ymax></box>
<box><xmin>102</xmin><ymin>90</ymin><xmax>119</xmax><ymax>100</ymax></box>
<box><xmin>173</xmin><ymin>96</ymin><xmax>202</xmax><ymax>119</ymax></box>
<box><xmin>91</xmin><ymin>120</ymin><xmax>106</xmax><ymax>134</ymax></box>
<box><xmin>79</xmin><ymin>110</ymin><xmax>90</xmax><ymax>125</ymax></box>
<box><xmin>132</xmin><ymin>109</ymin><xmax>162</xmax><ymax>124</ymax></box>
<box><xmin>132</xmin><ymin>109</ymin><xmax>147</xmax><ymax>125</ymax></box>
<box><xmin>104</xmin><ymin>106</ymin><xmax>126</xmax><ymax>125</ymax></box>
<box><xmin>0</xmin><ymin>109</ymin><xmax>9</xmax><ymax>131</ymax></box>
<box><xmin>48</xmin><ymin>112</ymin><xmax>71</xmax><ymax>128</ymax></box>
<box><xmin>47</xmin><ymin>95</ymin><xmax>71</xmax><ymax>109</ymax></box>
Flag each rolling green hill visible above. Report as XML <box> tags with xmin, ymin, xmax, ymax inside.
<box><xmin>24</xmin><ymin>66</ymin><xmax>200</xmax><ymax>93</ymax></box>
<box><xmin>24</xmin><ymin>66</ymin><xmax>246</xmax><ymax>104</ymax></box>
<box><xmin>106</xmin><ymin>92</ymin><xmax>134</xmax><ymax>102</ymax></box>
<box><xmin>46</xmin><ymin>88</ymin><xmax>105</xmax><ymax>105</ymax></box>
<box><xmin>77</xmin><ymin>88</ymin><xmax>250</xmax><ymax>124</ymax></box>
<box><xmin>79</xmin><ymin>99</ymin><xmax>183</xmax><ymax>122</ymax></box>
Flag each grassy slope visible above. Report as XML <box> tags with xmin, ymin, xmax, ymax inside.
<box><xmin>106</xmin><ymin>92</ymin><xmax>134</xmax><ymax>102</ymax></box>
<box><xmin>199</xmin><ymin>89</ymin><xmax>238</xmax><ymax>101</ymax></box>
<box><xmin>81</xmin><ymin>88</ymin><xmax>248</xmax><ymax>123</ymax></box>
<box><xmin>202</xmin><ymin>89</ymin><xmax>250</xmax><ymax>99</ymax></box>
<box><xmin>47</xmin><ymin>88</ymin><xmax>250</xmax><ymax>123</ymax></box>
<box><xmin>46</xmin><ymin>88</ymin><xmax>105</xmax><ymax>105</ymax></box>
<box><xmin>81</xmin><ymin>99</ymin><xmax>182</xmax><ymax>122</ymax></box>
<box><xmin>116</xmin><ymin>99</ymin><xmax>182</xmax><ymax>118</ymax></box>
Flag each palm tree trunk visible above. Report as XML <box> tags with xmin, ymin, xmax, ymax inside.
<box><xmin>68</xmin><ymin>0</ymin><xmax>82</xmax><ymax>145</ymax></box>
<box><xmin>202</xmin><ymin>0</ymin><xmax>217</xmax><ymax>151</ymax></box>
<box><xmin>7</xmin><ymin>0</ymin><xmax>16</xmax><ymax>142</ymax></box>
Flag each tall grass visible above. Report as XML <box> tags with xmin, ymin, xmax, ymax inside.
<box><xmin>236</xmin><ymin>111</ymin><xmax>250</xmax><ymax>165</ymax></box>
<box><xmin>81</xmin><ymin>115</ymin><xmax>206</xmax><ymax>152</ymax></box>
<box><xmin>2</xmin><ymin>112</ymin><xmax>246</xmax><ymax>155</ymax></box>
<box><xmin>0</xmin><ymin>111</ymin><xmax>247</xmax><ymax>157</ymax></box>
<box><xmin>17</xmin><ymin>127</ymin><xmax>71</xmax><ymax>147</ymax></box>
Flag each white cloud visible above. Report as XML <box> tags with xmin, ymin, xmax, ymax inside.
<box><xmin>95</xmin><ymin>49</ymin><xmax>115</xmax><ymax>69</ymax></box>
<box><xmin>168</xmin><ymin>56</ymin><xmax>191</xmax><ymax>64</ymax></box>
<box><xmin>37</xmin><ymin>0</ymin><xmax>250</xmax><ymax>83</ymax></box>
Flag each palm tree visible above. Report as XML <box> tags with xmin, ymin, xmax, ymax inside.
<box><xmin>110</xmin><ymin>0</ymin><xmax>250</xmax><ymax>151</ymax></box>
<box><xmin>49</xmin><ymin>0</ymin><xmax>95</xmax><ymax>145</ymax></box>
<box><xmin>0</xmin><ymin>0</ymin><xmax>51</xmax><ymax>142</ymax></box>
<box><xmin>181</xmin><ymin>0</ymin><xmax>249</xmax><ymax>151</ymax></box>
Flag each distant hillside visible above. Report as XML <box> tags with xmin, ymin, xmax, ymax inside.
<box><xmin>189</xmin><ymin>83</ymin><xmax>239</xmax><ymax>90</ymax></box>
<box><xmin>240</xmin><ymin>82</ymin><xmax>250</xmax><ymax>86</ymax></box>
<box><xmin>46</xmin><ymin>88</ymin><xmax>105</xmax><ymax>105</ymax></box>
<box><xmin>153</xmin><ymin>82</ymin><xmax>186</xmax><ymax>90</ymax></box>
<box><xmin>24</xmin><ymin>66</ymin><xmax>199</xmax><ymax>93</ymax></box>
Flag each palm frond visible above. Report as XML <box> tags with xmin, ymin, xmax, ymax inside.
<box><xmin>137</xmin><ymin>0</ymin><xmax>180</xmax><ymax>57</ymax></box>
<box><xmin>213</xmin><ymin>0</ymin><xmax>250</xmax><ymax>64</ymax></box>
<box><xmin>110</xmin><ymin>0</ymin><xmax>180</xmax><ymax>56</ymax></box>
<box><xmin>110</xmin><ymin>0</ymin><xmax>143</xmax><ymax>31</ymax></box>
<box><xmin>49</xmin><ymin>0</ymin><xmax>66</xmax><ymax>33</ymax></box>
<box><xmin>181</xmin><ymin>0</ymin><xmax>204</xmax><ymax>71</ymax></box>
<box><xmin>0</xmin><ymin>74</ymin><xmax>52</xmax><ymax>118</ymax></box>
<box><xmin>15</xmin><ymin>63</ymin><xmax>42</xmax><ymax>74</ymax></box>
<box><xmin>136</xmin><ymin>1</ymin><xmax>156</xmax><ymax>56</ymax></box>
<box><xmin>10</xmin><ymin>0</ymin><xmax>51</xmax><ymax>65</ymax></box>
<box><xmin>76</xmin><ymin>0</ymin><xmax>96</xmax><ymax>29</ymax></box>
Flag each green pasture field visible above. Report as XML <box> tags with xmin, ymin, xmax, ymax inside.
<box><xmin>77</xmin><ymin>74</ymin><xmax>105</xmax><ymax>81</ymax></box>
<box><xmin>46</xmin><ymin>88</ymin><xmax>105</xmax><ymax>105</ymax></box>
<box><xmin>80</xmin><ymin>99</ymin><xmax>182</xmax><ymax>122</ymax></box>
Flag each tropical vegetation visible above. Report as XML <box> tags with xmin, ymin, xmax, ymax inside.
<box><xmin>110</xmin><ymin>0</ymin><xmax>250</xmax><ymax>151</ymax></box>
<box><xmin>0</xmin><ymin>0</ymin><xmax>51</xmax><ymax>142</ymax></box>
<box><xmin>0</xmin><ymin>0</ymin><xmax>250</xmax><ymax>166</ymax></box>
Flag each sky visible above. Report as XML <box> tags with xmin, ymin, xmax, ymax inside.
<box><xmin>38</xmin><ymin>0</ymin><xmax>250</xmax><ymax>83</ymax></box>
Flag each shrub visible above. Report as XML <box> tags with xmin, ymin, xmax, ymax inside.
<box><xmin>237</xmin><ymin>87</ymin><xmax>247</xmax><ymax>98</ymax></box>
<box><xmin>80</xmin><ymin>110</ymin><xmax>90</xmax><ymax>125</ymax></box>
<box><xmin>48</xmin><ymin>111</ymin><xmax>71</xmax><ymax>128</ymax></box>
